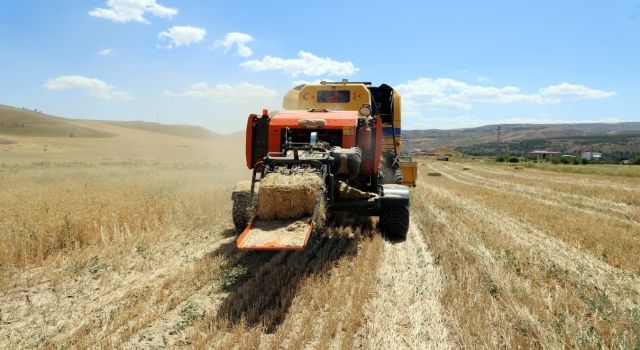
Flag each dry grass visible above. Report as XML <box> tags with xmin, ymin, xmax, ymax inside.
<box><xmin>2</xmin><ymin>141</ymin><xmax>639</xmax><ymax>349</ymax></box>
<box><xmin>431</xmin><ymin>162</ymin><xmax>640</xmax><ymax>272</ymax></box>
<box><xmin>0</xmin><ymin>160</ymin><xmax>244</xmax><ymax>348</ymax></box>
<box><xmin>0</xmin><ymin>162</ymin><xmax>237</xmax><ymax>272</ymax></box>
<box><xmin>519</xmin><ymin>162</ymin><xmax>640</xmax><ymax>178</ymax></box>
<box><xmin>417</xmin><ymin>160</ymin><xmax>640</xmax><ymax>348</ymax></box>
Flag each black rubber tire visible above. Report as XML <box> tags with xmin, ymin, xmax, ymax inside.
<box><xmin>394</xmin><ymin>168</ymin><xmax>404</xmax><ymax>184</ymax></box>
<box><xmin>379</xmin><ymin>205</ymin><xmax>409</xmax><ymax>242</ymax></box>
<box><xmin>232</xmin><ymin>192</ymin><xmax>253</xmax><ymax>232</ymax></box>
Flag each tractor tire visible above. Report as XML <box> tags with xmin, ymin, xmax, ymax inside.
<box><xmin>379</xmin><ymin>205</ymin><xmax>409</xmax><ymax>242</ymax></box>
<box><xmin>394</xmin><ymin>168</ymin><xmax>404</xmax><ymax>184</ymax></box>
<box><xmin>232</xmin><ymin>190</ymin><xmax>254</xmax><ymax>232</ymax></box>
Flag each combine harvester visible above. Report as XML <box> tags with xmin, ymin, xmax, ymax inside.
<box><xmin>232</xmin><ymin>81</ymin><xmax>417</xmax><ymax>250</ymax></box>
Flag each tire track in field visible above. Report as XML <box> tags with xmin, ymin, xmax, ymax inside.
<box><xmin>362</xmin><ymin>221</ymin><xmax>452</xmax><ymax>349</ymax></box>
<box><xmin>424</xmin><ymin>182</ymin><xmax>640</xmax><ymax>306</ymax></box>
<box><xmin>191</xmin><ymin>223</ymin><xmax>382</xmax><ymax>349</ymax></box>
<box><xmin>433</xmin><ymin>163</ymin><xmax>640</xmax><ymax>226</ymax></box>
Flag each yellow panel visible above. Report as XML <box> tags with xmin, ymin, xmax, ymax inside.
<box><xmin>399</xmin><ymin>163</ymin><xmax>417</xmax><ymax>186</ymax></box>
<box><xmin>283</xmin><ymin>83</ymin><xmax>371</xmax><ymax>111</ymax></box>
<box><xmin>399</xmin><ymin>157</ymin><xmax>417</xmax><ymax>187</ymax></box>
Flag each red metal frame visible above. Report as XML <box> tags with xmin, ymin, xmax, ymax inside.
<box><xmin>245</xmin><ymin>115</ymin><xmax>254</xmax><ymax>169</ymax></box>
<box><xmin>374</xmin><ymin>116</ymin><xmax>382</xmax><ymax>172</ymax></box>
<box><xmin>267</xmin><ymin>111</ymin><xmax>359</xmax><ymax>154</ymax></box>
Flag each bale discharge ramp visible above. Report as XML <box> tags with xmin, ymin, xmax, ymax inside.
<box><xmin>236</xmin><ymin>172</ymin><xmax>324</xmax><ymax>250</ymax></box>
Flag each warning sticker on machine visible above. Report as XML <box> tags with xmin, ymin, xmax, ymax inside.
<box><xmin>343</xmin><ymin>126</ymin><xmax>354</xmax><ymax>136</ymax></box>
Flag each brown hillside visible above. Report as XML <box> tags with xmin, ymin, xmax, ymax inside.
<box><xmin>0</xmin><ymin>104</ymin><xmax>114</xmax><ymax>138</ymax></box>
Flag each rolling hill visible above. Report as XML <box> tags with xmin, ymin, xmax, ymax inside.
<box><xmin>0</xmin><ymin>104</ymin><xmax>218</xmax><ymax>140</ymax></box>
<box><xmin>0</xmin><ymin>104</ymin><xmax>242</xmax><ymax>164</ymax></box>
<box><xmin>0</xmin><ymin>105</ymin><xmax>114</xmax><ymax>138</ymax></box>
<box><xmin>103</xmin><ymin>121</ymin><xmax>218</xmax><ymax>139</ymax></box>
<box><xmin>404</xmin><ymin>122</ymin><xmax>640</xmax><ymax>158</ymax></box>
<box><xmin>3</xmin><ymin>103</ymin><xmax>638</xmax><ymax>160</ymax></box>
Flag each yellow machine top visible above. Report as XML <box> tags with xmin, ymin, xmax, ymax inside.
<box><xmin>283</xmin><ymin>81</ymin><xmax>375</xmax><ymax>112</ymax></box>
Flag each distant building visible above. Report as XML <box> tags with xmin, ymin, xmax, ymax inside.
<box><xmin>581</xmin><ymin>151</ymin><xmax>602</xmax><ymax>160</ymax></box>
<box><xmin>527</xmin><ymin>150</ymin><xmax>561</xmax><ymax>159</ymax></box>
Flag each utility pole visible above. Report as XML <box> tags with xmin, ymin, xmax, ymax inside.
<box><xmin>497</xmin><ymin>125</ymin><xmax>502</xmax><ymax>155</ymax></box>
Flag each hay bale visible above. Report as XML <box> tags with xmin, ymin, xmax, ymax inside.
<box><xmin>257</xmin><ymin>172</ymin><xmax>324</xmax><ymax>220</ymax></box>
<box><xmin>427</xmin><ymin>172</ymin><xmax>442</xmax><ymax>177</ymax></box>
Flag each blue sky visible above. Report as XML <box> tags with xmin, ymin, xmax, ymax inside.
<box><xmin>0</xmin><ymin>0</ymin><xmax>638</xmax><ymax>133</ymax></box>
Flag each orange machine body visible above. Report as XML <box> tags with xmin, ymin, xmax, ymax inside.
<box><xmin>245</xmin><ymin>110</ymin><xmax>383</xmax><ymax>181</ymax></box>
<box><xmin>267</xmin><ymin>111</ymin><xmax>358</xmax><ymax>153</ymax></box>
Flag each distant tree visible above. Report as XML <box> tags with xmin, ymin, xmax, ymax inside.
<box><xmin>634</xmin><ymin>156</ymin><xmax>640</xmax><ymax>165</ymax></box>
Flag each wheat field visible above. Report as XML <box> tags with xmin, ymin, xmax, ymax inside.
<box><xmin>1</xmin><ymin>156</ymin><xmax>639</xmax><ymax>349</ymax></box>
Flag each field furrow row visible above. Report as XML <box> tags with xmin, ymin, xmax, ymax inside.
<box><xmin>436</xmin><ymin>164</ymin><xmax>640</xmax><ymax>225</ymax></box>
<box><xmin>415</xmin><ymin>169</ymin><xmax>640</xmax><ymax>348</ymax></box>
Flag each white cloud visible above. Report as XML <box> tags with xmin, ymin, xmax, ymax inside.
<box><xmin>43</xmin><ymin>75</ymin><xmax>132</xmax><ymax>100</ymax></box>
<box><xmin>89</xmin><ymin>0</ymin><xmax>177</xmax><ymax>24</ymax></box>
<box><xmin>477</xmin><ymin>76</ymin><xmax>489</xmax><ymax>82</ymax></box>
<box><xmin>163</xmin><ymin>82</ymin><xmax>279</xmax><ymax>103</ymax></box>
<box><xmin>396</xmin><ymin>77</ymin><xmax>616</xmax><ymax>111</ymax></box>
<box><xmin>241</xmin><ymin>50</ymin><xmax>359</xmax><ymax>77</ymax></box>
<box><xmin>538</xmin><ymin>82</ymin><xmax>616</xmax><ymax>102</ymax></box>
<box><xmin>158</xmin><ymin>26</ymin><xmax>206</xmax><ymax>49</ymax></box>
<box><xmin>214</xmin><ymin>32</ymin><xmax>254</xmax><ymax>57</ymax></box>
<box><xmin>397</xmin><ymin>78</ymin><xmax>543</xmax><ymax>110</ymax></box>
<box><xmin>98</xmin><ymin>48</ymin><xmax>113</xmax><ymax>56</ymax></box>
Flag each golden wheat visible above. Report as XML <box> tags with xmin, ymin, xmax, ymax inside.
<box><xmin>2</xmin><ymin>158</ymin><xmax>639</xmax><ymax>349</ymax></box>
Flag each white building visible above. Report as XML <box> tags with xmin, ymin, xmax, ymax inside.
<box><xmin>581</xmin><ymin>151</ymin><xmax>602</xmax><ymax>160</ymax></box>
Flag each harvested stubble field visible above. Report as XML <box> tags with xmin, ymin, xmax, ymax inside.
<box><xmin>1</xmin><ymin>155</ymin><xmax>640</xmax><ymax>349</ymax></box>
